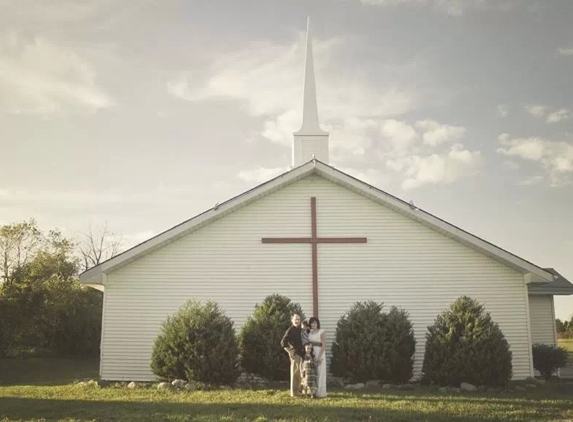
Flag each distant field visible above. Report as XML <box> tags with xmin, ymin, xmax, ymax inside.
<box><xmin>558</xmin><ymin>339</ymin><xmax>573</xmax><ymax>378</ymax></box>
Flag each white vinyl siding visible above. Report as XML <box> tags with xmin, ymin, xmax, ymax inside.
<box><xmin>101</xmin><ymin>174</ymin><xmax>533</xmax><ymax>381</ymax></box>
<box><xmin>528</xmin><ymin>295</ymin><xmax>557</xmax><ymax>346</ymax></box>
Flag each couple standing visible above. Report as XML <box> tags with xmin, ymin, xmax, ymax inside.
<box><xmin>281</xmin><ymin>314</ymin><xmax>327</xmax><ymax>398</ymax></box>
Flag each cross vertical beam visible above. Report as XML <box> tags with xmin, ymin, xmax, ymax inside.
<box><xmin>262</xmin><ymin>197</ymin><xmax>367</xmax><ymax>317</ymax></box>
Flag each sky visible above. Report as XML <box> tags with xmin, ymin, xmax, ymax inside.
<box><xmin>0</xmin><ymin>0</ymin><xmax>572</xmax><ymax>319</ymax></box>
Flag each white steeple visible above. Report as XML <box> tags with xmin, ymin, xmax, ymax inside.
<box><xmin>293</xmin><ymin>18</ymin><xmax>329</xmax><ymax>167</ymax></box>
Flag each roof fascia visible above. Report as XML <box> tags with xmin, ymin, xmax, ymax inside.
<box><xmin>79</xmin><ymin>161</ymin><xmax>316</xmax><ymax>282</ymax></box>
<box><xmin>314</xmin><ymin>162</ymin><xmax>553</xmax><ymax>282</ymax></box>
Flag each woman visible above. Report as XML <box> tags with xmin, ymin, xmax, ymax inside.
<box><xmin>307</xmin><ymin>317</ymin><xmax>327</xmax><ymax>397</ymax></box>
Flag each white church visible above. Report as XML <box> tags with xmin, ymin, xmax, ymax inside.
<box><xmin>81</xmin><ymin>22</ymin><xmax>573</xmax><ymax>382</ymax></box>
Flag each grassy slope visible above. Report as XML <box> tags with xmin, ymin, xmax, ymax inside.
<box><xmin>1</xmin><ymin>359</ymin><xmax>573</xmax><ymax>422</ymax></box>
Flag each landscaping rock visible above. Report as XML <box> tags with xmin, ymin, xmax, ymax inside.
<box><xmin>87</xmin><ymin>380</ymin><xmax>99</xmax><ymax>388</ymax></box>
<box><xmin>127</xmin><ymin>382</ymin><xmax>137</xmax><ymax>389</ymax></box>
<box><xmin>382</xmin><ymin>384</ymin><xmax>392</xmax><ymax>390</ymax></box>
<box><xmin>157</xmin><ymin>382</ymin><xmax>172</xmax><ymax>391</ymax></box>
<box><xmin>76</xmin><ymin>381</ymin><xmax>88</xmax><ymax>388</ymax></box>
<box><xmin>172</xmin><ymin>379</ymin><xmax>186</xmax><ymax>389</ymax></box>
<box><xmin>220</xmin><ymin>385</ymin><xmax>232</xmax><ymax>390</ymax></box>
<box><xmin>451</xmin><ymin>387</ymin><xmax>461</xmax><ymax>393</ymax></box>
<box><xmin>184</xmin><ymin>382</ymin><xmax>195</xmax><ymax>391</ymax></box>
<box><xmin>345</xmin><ymin>383</ymin><xmax>366</xmax><ymax>390</ymax></box>
<box><xmin>460</xmin><ymin>382</ymin><xmax>478</xmax><ymax>392</ymax></box>
<box><xmin>439</xmin><ymin>387</ymin><xmax>450</xmax><ymax>393</ymax></box>
<box><xmin>97</xmin><ymin>380</ymin><xmax>110</xmax><ymax>388</ymax></box>
<box><xmin>366</xmin><ymin>380</ymin><xmax>380</xmax><ymax>388</ymax></box>
<box><xmin>327</xmin><ymin>378</ymin><xmax>345</xmax><ymax>388</ymax></box>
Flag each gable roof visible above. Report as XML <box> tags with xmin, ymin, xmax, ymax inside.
<box><xmin>528</xmin><ymin>268</ymin><xmax>573</xmax><ymax>295</ymax></box>
<box><xmin>80</xmin><ymin>159</ymin><xmax>557</xmax><ymax>288</ymax></box>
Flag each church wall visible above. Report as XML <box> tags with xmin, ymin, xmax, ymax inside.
<box><xmin>528</xmin><ymin>295</ymin><xmax>557</xmax><ymax>346</ymax></box>
<box><xmin>101</xmin><ymin>174</ymin><xmax>533</xmax><ymax>381</ymax></box>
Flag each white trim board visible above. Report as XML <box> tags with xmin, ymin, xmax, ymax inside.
<box><xmin>80</xmin><ymin>159</ymin><xmax>555</xmax><ymax>287</ymax></box>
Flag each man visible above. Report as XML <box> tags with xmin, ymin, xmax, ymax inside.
<box><xmin>281</xmin><ymin>314</ymin><xmax>304</xmax><ymax>397</ymax></box>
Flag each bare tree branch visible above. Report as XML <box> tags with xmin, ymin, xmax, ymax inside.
<box><xmin>77</xmin><ymin>223</ymin><xmax>124</xmax><ymax>272</ymax></box>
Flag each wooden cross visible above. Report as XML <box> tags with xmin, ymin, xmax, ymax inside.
<box><xmin>261</xmin><ymin>197</ymin><xmax>367</xmax><ymax>317</ymax></box>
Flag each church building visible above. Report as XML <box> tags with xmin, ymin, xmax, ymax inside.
<box><xmin>81</xmin><ymin>21</ymin><xmax>573</xmax><ymax>382</ymax></box>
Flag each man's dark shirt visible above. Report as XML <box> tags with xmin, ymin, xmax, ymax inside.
<box><xmin>281</xmin><ymin>325</ymin><xmax>304</xmax><ymax>358</ymax></box>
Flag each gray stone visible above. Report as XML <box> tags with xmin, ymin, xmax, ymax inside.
<box><xmin>157</xmin><ymin>382</ymin><xmax>172</xmax><ymax>391</ymax></box>
<box><xmin>382</xmin><ymin>384</ymin><xmax>392</xmax><ymax>389</ymax></box>
<box><xmin>76</xmin><ymin>381</ymin><xmax>88</xmax><ymax>388</ymax></box>
<box><xmin>460</xmin><ymin>382</ymin><xmax>478</xmax><ymax>392</ymax></box>
<box><xmin>438</xmin><ymin>387</ymin><xmax>450</xmax><ymax>393</ymax></box>
<box><xmin>525</xmin><ymin>383</ymin><xmax>537</xmax><ymax>389</ymax></box>
<box><xmin>184</xmin><ymin>382</ymin><xmax>195</xmax><ymax>391</ymax></box>
<box><xmin>172</xmin><ymin>379</ymin><xmax>186</xmax><ymax>389</ymax></box>
<box><xmin>221</xmin><ymin>385</ymin><xmax>232</xmax><ymax>390</ymax></box>
<box><xmin>328</xmin><ymin>378</ymin><xmax>345</xmax><ymax>388</ymax></box>
<box><xmin>366</xmin><ymin>380</ymin><xmax>380</xmax><ymax>388</ymax></box>
<box><xmin>127</xmin><ymin>382</ymin><xmax>137</xmax><ymax>389</ymax></box>
<box><xmin>97</xmin><ymin>380</ymin><xmax>110</xmax><ymax>388</ymax></box>
<box><xmin>86</xmin><ymin>380</ymin><xmax>99</xmax><ymax>388</ymax></box>
<box><xmin>345</xmin><ymin>383</ymin><xmax>366</xmax><ymax>390</ymax></box>
<box><xmin>451</xmin><ymin>387</ymin><xmax>461</xmax><ymax>393</ymax></box>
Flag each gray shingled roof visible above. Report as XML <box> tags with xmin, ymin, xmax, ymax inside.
<box><xmin>528</xmin><ymin>268</ymin><xmax>573</xmax><ymax>295</ymax></box>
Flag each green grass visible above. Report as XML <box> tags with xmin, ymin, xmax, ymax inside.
<box><xmin>1</xmin><ymin>359</ymin><xmax>573</xmax><ymax>422</ymax></box>
<box><xmin>559</xmin><ymin>339</ymin><xmax>573</xmax><ymax>352</ymax></box>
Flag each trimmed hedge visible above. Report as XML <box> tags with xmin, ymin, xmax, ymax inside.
<box><xmin>330</xmin><ymin>301</ymin><xmax>415</xmax><ymax>383</ymax></box>
<box><xmin>239</xmin><ymin>294</ymin><xmax>305</xmax><ymax>381</ymax></box>
<box><xmin>422</xmin><ymin>296</ymin><xmax>512</xmax><ymax>387</ymax></box>
<box><xmin>532</xmin><ymin>343</ymin><xmax>568</xmax><ymax>380</ymax></box>
<box><xmin>151</xmin><ymin>300</ymin><xmax>240</xmax><ymax>385</ymax></box>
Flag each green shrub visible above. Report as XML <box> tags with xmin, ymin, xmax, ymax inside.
<box><xmin>532</xmin><ymin>343</ymin><xmax>568</xmax><ymax>380</ymax></box>
<box><xmin>151</xmin><ymin>300</ymin><xmax>240</xmax><ymax>385</ymax></box>
<box><xmin>330</xmin><ymin>301</ymin><xmax>415</xmax><ymax>383</ymax></box>
<box><xmin>239</xmin><ymin>294</ymin><xmax>305</xmax><ymax>381</ymax></box>
<box><xmin>422</xmin><ymin>296</ymin><xmax>512</xmax><ymax>387</ymax></box>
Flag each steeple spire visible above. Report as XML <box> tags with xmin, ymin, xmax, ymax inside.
<box><xmin>292</xmin><ymin>17</ymin><xmax>329</xmax><ymax>167</ymax></box>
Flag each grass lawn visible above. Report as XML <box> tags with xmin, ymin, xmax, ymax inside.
<box><xmin>559</xmin><ymin>338</ymin><xmax>573</xmax><ymax>378</ymax></box>
<box><xmin>1</xmin><ymin>359</ymin><xmax>573</xmax><ymax>422</ymax></box>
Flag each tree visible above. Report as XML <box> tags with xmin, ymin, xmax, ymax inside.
<box><xmin>239</xmin><ymin>294</ymin><xmax>306</xmax><ymax>381</ymax></box>
<box><xmin>422</xmin><ymin>296</ymin><xmax>513</xmax><ymax>387</ymax></box>
<box><xmin>0</xmin><ymin>220</ymin><xmax>43</xmax><ymax>284</ymax></box>
<box><xmin>0</xmin><ymin>222</ymin><xmax>103</xmax><ymax>357</ymax></box>
<box><xmin>151</xmin><ymin>300</ymin><xmax>240</xmax><ymax>385</ymax></box>
<box><xmin>532</xmin><ymin>344</ymin><xmax>569</xmax><ymax>381</ymax></box>
<box><xmin>77</xmin><ymin>223</ymin><xmax>123</xmax><ymax>272</ymax></box>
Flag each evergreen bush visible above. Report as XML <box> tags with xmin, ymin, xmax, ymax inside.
<box><xmin>532</xmin><ymin>343</ymin><xmax>568</xmax><ymax>380</ymax></box>
<box><xmin>239</xmin><ymin>294</ymin><xmax>305</xmax><ymax>381</ymax></box>
<box><xmin>151</xmin><ymin>300</ymin><xmax>240</xmax><ymax>385</ymax></box>
<box><xmin>330</xmin><ymin>301</ymin><xmax>415</xmax><ymax>383</ymax></box>
<box><xmin>422</xmin><ymin>296</ymin><xmax>513</xmax><ymax>387</ymax></box>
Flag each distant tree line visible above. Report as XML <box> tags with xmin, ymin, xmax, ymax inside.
<box><xmin>556</xmin><ymin>317</ymin><xmax>573</xmax><ymax>339</ymax></box>
<box><xmin>0</xmin><ymin>219</ymin><xmax>121</xmax><ymax>358</ymax></box>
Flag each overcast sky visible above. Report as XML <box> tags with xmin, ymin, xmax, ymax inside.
<box><xmin>1</xmin><ymin>0</ymin><xmax>572</xmax><ymax>319</ymax></box>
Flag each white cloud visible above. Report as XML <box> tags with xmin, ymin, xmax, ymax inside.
<box><xmin>414</xmin><ymin>120</ymin><xmax>465</xmax><ymax>146</ymax></box>
<box><xmin>546</xmin><ymin>108</ymin><xmax>571</xmax><ymax>124</ymax></box>
<box><xmin>497</xmin><ymin>104</ymin><xmax>509</xmax><ymax>117</ymax></box>
<box><xmin>525</xmin><ymin>104</ymin><xmax>547</xmax><ymax>118</ymax></box>
<box><xmin>0</xmin><ymin>32</ymin><xmax>112</xmax><ymax>115</ymax></box>
<box><xmin>557</xmin><ymin>48</ymin><xmax>573</xmax><ymax>56</ymax></box>
<box><xmin>237</xmin><ymin>166</ymin><xmax>289</xmax><ymax>185</ymax></box>
<box><xmin>386</xmin><ymin>143</ymin><xmax>482</xmax><ymax>190</ymax></box>
<box><xmin>167</xmin><ymin>33</ymin><xmax>419</xmax><ymax>159</ymax></box>
<box><xmin>524</xmin><ymin>104</ymin><xmax>570</xmax><ymax>124</ymax></box>
<box><xmin>497</xmin><ymin>134</ymin><xmax>573</xmax><ymax>187</ymax></box>
<box><xmin>381</xmin><ymin>120</ymin><xmax>419</xmax><ymax>150</ymax></box>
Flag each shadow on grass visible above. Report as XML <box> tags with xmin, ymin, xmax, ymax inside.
<box><xmin>0</xmin><ymin>358</ymin><xmax>99</xmax><ymax>386</ymax></box>
<box><xmin>0</xmin><ymin>395</ymin><xmax>571</xmax><ymax>422</ymax></box>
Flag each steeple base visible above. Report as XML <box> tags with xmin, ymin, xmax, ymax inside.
<box><xmin>293</xmin><ymin>134</ymin><xmax>329</xmax><ymax>166</ymax></box>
